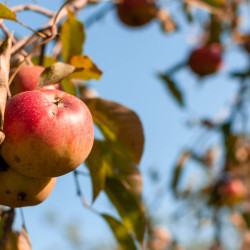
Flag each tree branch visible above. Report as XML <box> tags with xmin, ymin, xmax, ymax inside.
<box><xmin>0</xmin><ymin>33</ymin><xmax>13</xmax><ymax>144</ymax></box>
<box><xmin>11</xmin><ymin>4</ymin><xmax>54</xmax><ymax>17</ymax></box>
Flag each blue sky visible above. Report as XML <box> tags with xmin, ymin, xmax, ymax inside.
<box><xmin>2</xmin><ymin>0</ymin><xmax>250</xmax><ymax>249</ymax></box>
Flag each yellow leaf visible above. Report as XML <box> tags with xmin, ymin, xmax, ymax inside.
<box><xmin>0</xmin><ymin>3</ymin><xmax>16</xmax><ymax>21</ymax></box>
<box><xmin>61</xmin><ymin>10</ymin><xmax>85</xmax><ymax>62</ymax></box>
<box><xmin>69</xmin><ymin>55</ymin><xmax>102</xmax><ymax>81</ymax></box>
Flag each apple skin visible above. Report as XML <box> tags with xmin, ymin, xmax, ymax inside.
<box><xmin>116</xmin><ymin>0</ymin><xmax>157</xmax><ymax>27</ymax></box>
<box><xmin>10</xmin><ymin>65</ymin><xmax>61</xmax><ymax>96</ymax></box>
<box><xmin>1</xmin><ymin>89</ymin><xmax>94</xmax><ymax>178</ymax></box>
<box><xmin>0</xmin><ymin>163</ymin><xmax>56</xmax><ymax>208</ymax></box>
<box><xmin>188</xmin><ymin>43</ymin><xmax>223</xmax><ymax>77</ymax></box>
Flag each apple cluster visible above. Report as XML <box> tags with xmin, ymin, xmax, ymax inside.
<box><xmin>0</xmin><ymin>65</ymin><xmax>94</xmax><ymax>208</ymax></box>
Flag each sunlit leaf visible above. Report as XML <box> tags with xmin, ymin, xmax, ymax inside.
<box><xmin>158</xmin><ymin>73</ymin><xmax>184</xmax><ymax>106</ymax></box>
<box><xmin>37</xmin><ymin>62</ymin><xmax>81</xmax><ymax>88</ymax></box>
<box><xmin>105</xmin><ymin>176</ymin><xmax>146</xmax><ymax>243</ymax></box>
<box><xmin>61</xmin><ymin>9</ymin><xmax>85</xmax><ymax>62</ymax></box>
<box><xmin>0</xmin><ymin>3</ymin><xmax>16</xmax><ymax>21</ymax></box>
<box><xmin>201</xmin><ymin>0</ymin><xmax>225</xmax><ymax>8</ymax></box>
<box><xmin>69</xmin><ymin>55</ymin><xmax>102</xmax><ymax>81</ymax></box>
<box><xmin>85</xmin><ymin>98</ymin><xmax>144</xmax><ymax>164</ymax></box>
<box><xmin>61</xmin><ymin>77</ymin><xmax>77</xmax><ymax>96</ymax></box>
<box><xmin>85</xmin><ymin>140</ymin><xmax>107</xmax><ymax>201</ymax></box>
<box><xmin>102</xmin><ymin>214</ymin><xmax>137</xmax><ymax>250</ymax></box>
<box><xmin>31</xmin><ymin>56</ymin><xmax>58</xmax><ymax>68</ymax></box>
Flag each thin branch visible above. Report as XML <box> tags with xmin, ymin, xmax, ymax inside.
<box><xmin>73</xmin><ymin>170</ymin><xmax>91</xmax><ymax>208</ymax></box>
<box><xmin>39</xmin><ymin>42</ymin><xmax>46</xmax><ymax>66</ymax></box>
<box><xmin>181</xmin><ymin>0</ymin><xmax>228</xmax><ymax>18</ymax></box>
<box><xmin>8</xmin><ymin>34</ymin><xmax>55</xmax><ymax>86</ymax></box>
<box><xmin>11</xmin><ymin>4</ymin><xmax>54</xmax><ymax>17</ymax></box>
<box><xmin>20</xmin><ymin>208</ymin><xmax>28</xmax><ymax>231</ymax></box>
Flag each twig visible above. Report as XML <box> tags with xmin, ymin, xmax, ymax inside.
<box><xmin>84</xmin><ymin>2</ymin><xmax>115</xmax><ymax>29</ymax></box>
<box><xmin>20</xmin><ymin>208</ymin><xmax>28</xmax><ymax>231</ymax></box>
<box><xmin>11</xmin><ymin>4</ymin><xmax>54</xmax><ymax>17</ymax></box>
<box><xmin>39</xmin><ymin>43</ymin><xmax>46</xmax><ymax>66</ymax></box>
<box><xmin>11</xmin><ymin>0</ymin><xmax>89</xmax><ymax>56</ymax></box>
<box><xmin>0</xmin><ymin>208</ymin><xmax>15</xmax><ymax>250</ymax></box>
<box><xmin>73</xmin><ymin>170</ymin><xmax>91</xmax><ymax>208</ymax></box>
<box><xmin>181</xmin><ymin>0</ymin><xmax>228</xmax><ymax>18</ymax></box>
<box><xmin>8</xmin><ymin>35</ymin><xmax>55</xmax><ymax>86</ymax></box>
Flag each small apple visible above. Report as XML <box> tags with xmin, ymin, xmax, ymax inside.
<box><xmin>0</xmin><ymin>159</ymin><xmax>56</xmax><ymax>208</ymax></box>
<box><xmin>10</xmin><ymin>65</ymin><xmax>61</xmax><ymax>96</ymax></box>
<box><xmin>116</xmin><ymin>0</ymin><xmax>157</xmax><ymax>27</ymax></box>
<box><xmin>216</xmin><ymin>178</ymin><xmax>246</xmax><ymax>206</ymax></box>
<box><xmin>1</xmin><ymin>89</ymin><xmax>94</xmax><ymax>178</ymax></box>
<box><xmin>188</xmin><ymin>43</ymin><xmax>223</xmax><ymax>77</ymax></box>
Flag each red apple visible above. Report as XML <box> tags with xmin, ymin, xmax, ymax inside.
<box><xmin>10</xmin><ymin>65</ymin><xmax>61</xmax><ymax>96</ymax></box>
<box><xmin>218</xmin><ymin>179</ymin><xmax>246</xmax><ymax>206</ymax></box>
<box><xmin>188</xmin><ymin>43</ymin><xmax>223</xmax><ymax>77</ymax></box>
<box><xmin>1</xmin><ymin>89</ymin><xmax>94</xmax><ymax>178</ymax></box>
<box><xmin>116</xmin><ymin>0</ymin><xmax>157</xmax><ymax>27</ymax></box>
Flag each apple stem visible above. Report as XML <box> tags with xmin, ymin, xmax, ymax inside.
<box><xmin>53</xmin><ymin>97</ymin><xmax>63</xmax><ymax>107</ymax></box>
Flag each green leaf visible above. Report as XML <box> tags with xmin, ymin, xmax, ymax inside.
<box><xmin>230</xmin><ymin>69</ymin><xmax>250</xmax><ymax>79</ymax></box>
<box><xmin>61</xmin><ymin>77</ymin><xmax>77</xmax><ymax>96</ymax></box>
<box><xmin>200</xmin><ymin>0</ymin><xmax>224</xmax><ymax>8</ymax></box>
<box><xmin>85</xmin><ymin>140</ymin><xmax>107</xmax><ymax>201</ymax></box>
<box><xmin>158</xmin><ymin>73</ymin><xmax>184</xmax><ymax>107</ymax></box>
<box><xmin>243</xmin><ymin>213</ymin><xmax>250</xmax><ymax>229</ymax></box>
<box><xmin>171</xmin><ymin>151</ymin><xmax>190</xmax><ymax>192</ymax></box>
<box><xmin>118</xmin><ymin>166</ymin><xmax>143</xmax><ymax>199</ymax></box>
<box><xmin>31</xmin><ymin>56</ymin><xmax>58</xmax><ymax>68</ymax></box>
<box><xmin>37</xmin><ymin>62</ymin><xmax>81</xmax><ymax>88</ymax></box>
<box><xmin>105</xmin><ymin>176</ymin><xmax>146</xmax><ymax>244</ymax></box>
<box><xmin>0</xmin><ymin>3</ymin><xmax>16</xmax><ymax>21</ymax></box>
<box><xmin>102</xmin><ymin>214</ymin><xmax>137</xmax><ymax>250</ymax></box>
<box><xmin>69</xmin><ymin>55</ymin><xmax>102</xmax><ymax>81</ymax></box>
<box><xmin>61</xmin><ymin>9</ymin><xmax>85</xmax><ymax>62</ymax></box>
<box><xmin>86</xmin><ymin>98</ymin><xmax>144</xmax><ymax>164</ymax></box>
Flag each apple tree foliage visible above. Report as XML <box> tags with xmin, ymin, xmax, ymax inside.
<box><xmin>0</xmin><ymin>0</ymin><xmax>249</xmax><ymax>249</ymax></box>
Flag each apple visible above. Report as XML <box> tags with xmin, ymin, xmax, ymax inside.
<box><xmin>1</xmin><ymin>89</ymin><xmax>94</xmax><ymax>178</ymax></box>
<box><xmin>0</xmin><ymin>158</ymin><xmax>56</xmax><ymax>207</ymax></box>
<box><xmin>10</xmin><ymin>65</ymin><xmax>61</xmax><ymax>96</ymax></box>
<box><xmin>217</xmin><ymin>178</ymin><xmax>246</xmax><ymax>206</ymax></box>
<box><xmin>116</xmin><ymin>0</ymin><xmax>157</xmax><ymax>27</ymax></box>
<box><xmin>188</xmin><ymin>43</ymin><xmax>223</xmax><ymax>77</ymax></box>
